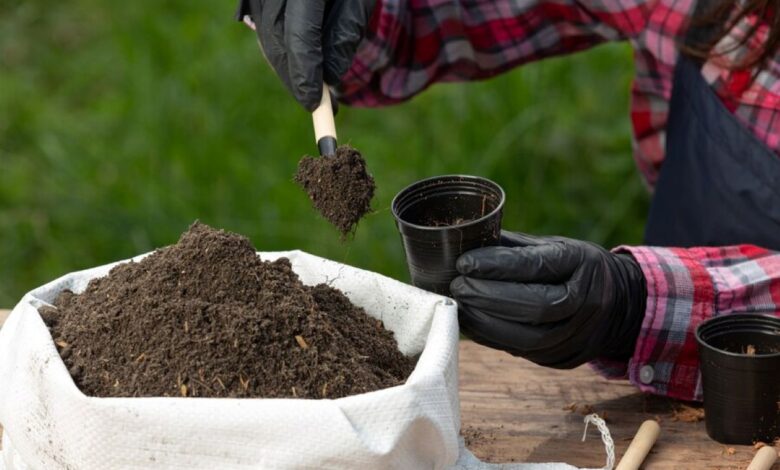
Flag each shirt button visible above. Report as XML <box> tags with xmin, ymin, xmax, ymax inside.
<box><xmin>639</xmin><ymin>365</ymin><xmax>655</xmax><ymax>384</ymax></box>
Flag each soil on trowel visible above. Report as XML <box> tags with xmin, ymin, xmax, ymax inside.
<box><xmin>41</xmin><ymin>222</ymin><xmax>414</xmax><ymax>399</ymax></box>
<box><xmin>294</xmin><ymin>145</ymin><xmax>375</xmax><ymax>237</ymax></box>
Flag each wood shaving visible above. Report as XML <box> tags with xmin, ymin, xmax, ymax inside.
<box><xmin>214</xmin><ymin>377</ymin><xmax>226</xmax><ymax>390</ymax></box>
<box><xmin>560</xmin><ymin>402</ymin><xmax>599</xmax><ymax>416</ymax></box>
<box><xmin>295</xmin><ymin>335</ymin><xmax>309</xmax><ymax>350</ymax></box>
<box><xmin>671</xmin><ymin>404</ymin><xmax>705</xmax><ymax>422</ymax></box>
<box><xmin>562</xmin><ymin>402</ymin><xmax>578</xmax><ymax>412</ymax></box>
<box><xmin>723</xmin><ymin>447</ymin><xmax>736</xmax><ymax>456</ymax></box>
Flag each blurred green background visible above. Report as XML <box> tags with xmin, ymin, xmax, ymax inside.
<box><xmin>0</xmin><ymin>0</ymin><xmax>649</xmax><ymax>306</ymax></box>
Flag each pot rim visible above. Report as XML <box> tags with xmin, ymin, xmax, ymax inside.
<box><xmin>695</xmin><ymin>313</ymin><xmax>780</xmax><ymax>359</ymax></box>
<box><xmin>391</xmin><ymin>174</ymin><xmax>506</xmax><ymax>232</ymax></box>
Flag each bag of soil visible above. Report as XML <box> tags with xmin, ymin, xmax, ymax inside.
<box><xmin>0</xmin><ymin>246</ymin><xmax>463</xmax><ymax>469</ymax></box>
<box><xmin>0</xmin><ymin>225</ymin><xmax>604</xmax><ymax>469</ymax></box>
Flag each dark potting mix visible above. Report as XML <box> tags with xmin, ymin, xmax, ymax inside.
<box><xmin>294</xmin><ymin>145</ymin><xmax>375</xmax><ymax>236</ymax></box>
<box><xmin>41</xmin><ymin>222</ymin><xmax>414</xmax><ymax>399</ymax></box>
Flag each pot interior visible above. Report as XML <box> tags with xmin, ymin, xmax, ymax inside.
<box><xmin>705</xmin><ymin>330</ymin><xmax>780</xmax><ymax>355</ymax></box>
<box><xmin>393</xmin><ymin>176</ymin><xmax>504</xmax><ymax>228</ymax></box>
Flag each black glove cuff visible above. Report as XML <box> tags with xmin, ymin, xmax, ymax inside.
<box><xmin>235</xmin><ymin>0</ymin><xmax>252</xmax><ymax>21</ymax></box>
<box><xmin>601</xmin><ymin>253</ymin><xmax>647</xmax><ymax>360</ymax></box>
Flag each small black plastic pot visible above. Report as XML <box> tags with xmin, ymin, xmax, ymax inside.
<box><xmin>695</xmin><ymin>314</ymin><xmax>780</xmax><ymax>444</ymax></box>
<box><xmin>391</xmin><ymin>175</ymin><xmax>505</xmax><ymax>296</ymax></box>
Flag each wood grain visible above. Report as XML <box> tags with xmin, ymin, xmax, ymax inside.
<box><xmin>459</xmin><ymin>341</ymin><xmax>778</xmax><ymax>469</ymax></box>
<box><xmin>0</xmin><ymin>308</ymin><xmax>776</xmax><ymax>468</ymax></box>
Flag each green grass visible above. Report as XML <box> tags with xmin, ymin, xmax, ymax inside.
<box><xmin>0</xmin><ymin>0</ymin><xmax>649</xmax><ymax>307</ymax></box>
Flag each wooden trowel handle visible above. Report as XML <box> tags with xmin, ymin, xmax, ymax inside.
<box><xmin>312</xmin><ymin>83</ymin><xmax>337</xmax><ymax>157</ymax></box>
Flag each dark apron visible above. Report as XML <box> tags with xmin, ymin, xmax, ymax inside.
<box><xmin>644</xmin><ymin>3</ymin><xmax>780</xmax><ymax>250</ymax></box>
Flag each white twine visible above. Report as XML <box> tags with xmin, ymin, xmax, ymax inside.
<box><xmin>580</xmin><ymin>414</ymin><xmax>615</xmax><ymax>470</ymax></box>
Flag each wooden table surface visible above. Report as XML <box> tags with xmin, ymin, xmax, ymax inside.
<box><xmin>0</xmin><ymin>308</ymin><xmax>776</xmax><ymax>469</ymax></box>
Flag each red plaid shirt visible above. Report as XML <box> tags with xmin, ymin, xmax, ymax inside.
<box><xmin>337</xmin><ymin>0</ymin><xmax>780</xmax><ymax>401</ymax></box>
<box><xmin>340</xmin><ymin>0</ymin><xmax>780</xmax><ymax>188</ymax></box>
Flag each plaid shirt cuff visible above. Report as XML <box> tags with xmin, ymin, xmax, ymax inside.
<box><xmin>595</xmin><ymin>246</ymin><xmax>714</xmax><ymax>401</ymax></box>
<box><xmin>338</xmin><ymin>0</ymin><xmax>401</xmax><ymax>106</ymax></box>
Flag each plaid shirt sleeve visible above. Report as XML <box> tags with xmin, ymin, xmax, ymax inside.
<box><xmin>593</xmin><ymin>245</ymin><xmax>780</xmax><ymax>402</ymax></box>
<box><xmin>338</xmin><ymin>0</ymin><xmax>650</xmax><ymax>106</ymax></box>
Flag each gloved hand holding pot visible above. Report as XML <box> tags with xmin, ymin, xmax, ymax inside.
<box><xmin>391</xmin><ymin>175</ymin><xmax>647</xmax><ymax>369</ymax></box>
<box><xmin>392</xmin><ymin>174</ymin><xmax>780</xmax><ymax>445</ymax></box>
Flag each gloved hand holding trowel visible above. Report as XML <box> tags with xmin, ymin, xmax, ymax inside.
<box><xmin>238</xmin><ymin>0</ymin><xmax>377</xmax><ymax>237</ymax></box>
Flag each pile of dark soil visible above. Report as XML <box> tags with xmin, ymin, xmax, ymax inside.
<box><xmin>41</xmin><ymin>222</ymin><xmax>414</xmax><ymax>399</ymax></box>
<box><xmin>294</xmin><ymin>145</ymin><xmax>375</xmax><ymax>236</ymax></box>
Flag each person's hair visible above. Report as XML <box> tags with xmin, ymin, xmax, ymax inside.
<box><xmin>684</xmin><ymin>0</ymin><xmax>779</xmax><ymax>70</ymax></box>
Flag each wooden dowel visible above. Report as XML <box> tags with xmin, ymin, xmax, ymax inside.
<box><xmin>616</xmin><ymin>420</ymin><xmax>661</xmax><ymax>470</ymax></box>
<box><xmin>746</xmin><ymin>446</ymin><xmax>778</xmax><ymax>470</ymax></box>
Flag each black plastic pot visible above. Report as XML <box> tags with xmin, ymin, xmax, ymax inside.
<box><xmin>391</xmin><ymin>175</ymin><xmax>505</xmax><ymax>296</ymax></box>
<box><xmin>695</xmin><ymin>314</ymin><xmax>780</xmax><ymax>444</ymax></box>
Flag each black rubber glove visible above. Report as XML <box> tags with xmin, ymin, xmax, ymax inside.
<box><xmin>236</xmin><ymin>0</ymin><xmax>376</xmax><ymax>111</ymax></box>
<box><xmin>450</xmin><ymin>231</ymin><xmax>647</xmax><ymax>369</ymax></box>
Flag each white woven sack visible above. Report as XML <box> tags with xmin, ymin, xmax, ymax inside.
<box><xmin>0</xmin><ymin>250</ymin><xmax>598</xmax><ymax>470</ymax></box>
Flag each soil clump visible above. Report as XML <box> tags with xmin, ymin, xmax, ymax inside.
<box><xmin>294</xmin><ymin>145</ymin><xmax>375</xmax><ymax>236</ymax></box>
<box><xmin>42</xmin><ymin>222</ymin><xmax>414</xmax><ymax>399</ymax></box>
